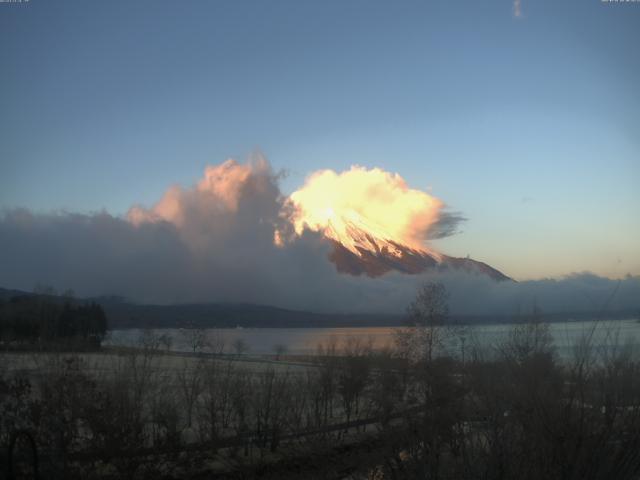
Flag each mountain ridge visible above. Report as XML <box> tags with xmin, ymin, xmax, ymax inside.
<box><xmin>325</xmin><ymin>227</ymin><xmax>511</xmax><ymax>281</ymax></box>
<box><xmin>2</xmin><ymin>287</ymin><xmax>635</xmax><ymax>330</ymax></box>
<box><xmin>315</xmin><ymin>213</ymin><xmax>511</xmax><ymax>281</ymax></box>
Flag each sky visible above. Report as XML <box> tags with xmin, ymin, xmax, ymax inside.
<box><xmin>1</xmin><ymin>0</ymin><xmax>639</xmax><ymax>282</ymax></box>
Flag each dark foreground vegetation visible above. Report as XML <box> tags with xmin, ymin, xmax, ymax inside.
<box><xmin>1</xmin><ymin>283</ymin><xmax>639</xmax><ymax>479</ymax></box>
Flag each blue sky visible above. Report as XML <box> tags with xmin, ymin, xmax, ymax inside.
<box><xmin>1</xmin><ymin>0</ymin><xmax>638</xmax><ymax>280</ymax></box>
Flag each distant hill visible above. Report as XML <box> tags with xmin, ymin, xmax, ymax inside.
<box><xmin>1</xmin><ymin>287</ymin><xmax>636</xmax><ymax>329</ymax></box>
<box><xmin>101</xmin><ymin>301</ymin><xmax>404</xmax><ymax>329</ymax></box>
<box><xmin>102</xmin><ymin>304</ymin><xmax>637</xmax><ymax>330</ymax></box>
<box><xmin>0</xmin><ymin>287</ymin><xmax>35</xmax><ymax>301</ymax></box>
<box><xmin>0</xmin><ymin>287</ymin><xmax>401</xmax><ymax>328</ymax></box>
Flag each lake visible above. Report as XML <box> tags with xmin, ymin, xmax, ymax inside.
<box><xmin>105</xmin><ymin>318</ymin><xmax>640</xmax><ymax>359</ymax></box>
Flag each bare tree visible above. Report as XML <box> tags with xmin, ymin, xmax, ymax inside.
<box><xmin>207</xmin><ymin>329</ymin><xmax>226</xmax><ymax>355</ymax></box>
<box><xmin>338</xmin><ymin>338</ymin><xmax>372</xmax><ymax>428</ymax></box>
<box><xmin>181</xmin><ymin>327</ymin><xmax>209</xmax><ymax>354</ymax></box>
<box><xmin>498</xmin><ymin>303</ymin><xmax>554</xmax><ymax>365</ymax></box>
<box><xmin>232</xmin><ymin>338</ymin><xmax>249</xmax><ymax>357</ymax></box>
<box><xmin>158</xmin><ymin>332</ymin><xmax>173</xmax><ymax>352</ymax></box>
<box><xmin>176</xmin><ymin>358</ymin><xmax>204</xmax><ymax>429</ymax></box>
<box><xmin>396</xmin><ymin>282</ymin><xmax>452</xmax><ymax>362</ymax></box>
<box><xmin>273</xmin><ymin>343</ymin><xmax>288</xmax><ymax>360</ymax></box>
<box><xmin>315</xmin><ymin>337</ymin><xmax>339</xmax><ymax>426</ymax></box>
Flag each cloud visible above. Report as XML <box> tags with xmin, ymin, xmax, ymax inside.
<box><xmin>427</xmin><ymin>210</ymin><xmax>467</xmax><ymax>239</ymax></box>
<box><xmin>126</xmin><ymin>156</ymin><xmax>283</xmax><ymax>253</ymax></box>
<box><xmin>0</xmin><ymin>156</ymin><xmax>638</xmax><ymax>316</ymax></box>
<box><xmin>282</xmin><ymin>165</ymin><xmax>453</xmax><ymax>251</ymax></box>
<box><xmin>513</xmin><ymin>0</ymin><xmax>523</xmax><ymax>18</ymax></box>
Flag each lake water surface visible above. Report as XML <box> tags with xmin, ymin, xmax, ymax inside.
<box><xmin>106</xmin><ymin>318</ymin><xmax>640</xmax><ymax>359</ymax></box>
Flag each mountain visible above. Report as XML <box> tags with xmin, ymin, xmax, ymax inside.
<box><xmin>322</xmin><ymin>216</ymin><xmax>511</xmax><ymax>281</ymax></box>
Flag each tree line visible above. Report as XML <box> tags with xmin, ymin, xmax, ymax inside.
<box><xmin>0</xmin><ymin>291</ymin><xmax>107</xmax><ymax>348</ymax></box>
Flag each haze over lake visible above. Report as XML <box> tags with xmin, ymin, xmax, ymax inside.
<box><xmin>106</xmin><ymin>318</ymin><xmax>640</xmax><ymax>359</ymax></box>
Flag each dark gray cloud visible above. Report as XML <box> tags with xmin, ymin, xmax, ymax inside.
<box><xmin>428</xmin><ymin>210</ymin><xmax>467</xmax><ymax>239</ymax></box>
